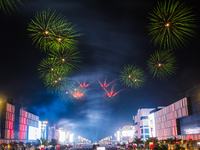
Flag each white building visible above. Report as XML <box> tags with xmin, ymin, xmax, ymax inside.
<box><xmin>119</xmin><ymin>125</ymin><xmax>135</xmax><ymax>143</ymax></box>
<box><xmin>148</xmin><ymin>107</ymin><xmax>165</xmax><ymax>138</ymax></box>
<box><xmin>133</xmin><ymin>108</ymin><xmax>155</xmax><ymax>141</ymax></box>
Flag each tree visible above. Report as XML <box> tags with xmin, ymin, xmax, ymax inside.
<box><xmin>132</xmin><ymin>138</ymin><xmax>144</xmax><ymax>148</ymax></box>
<box><xmin>50</xmin><ymin>139</ymin><xmax>59</xmax><ymax>149</ymax></box>
<box><xmin>145</xmin><ymin>137</ymin><xmax>158</xmax><ymax>148</ymax></box>
<box><xmin>33</xmin><ymin>138</ymin><xmax>49</xmax><ymax>148</ymax></box>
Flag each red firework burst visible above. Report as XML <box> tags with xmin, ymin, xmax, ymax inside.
<box><xmin>97</xmin><ymin>76</ymin><xmax>119</xmax><ymax>88</ymax></box>
<box><xmin>77</xmin><ymin>78</ymin><xmax>96</xmax><ymax>88</ymax></box>
<box><xmin>103</xmin><ymin>85</ymin><xmax>127</xmax><ymax>98</ymax></box>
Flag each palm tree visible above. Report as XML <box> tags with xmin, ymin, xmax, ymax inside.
<box><xmin>132</xmin><ymin>138</ymin><xmax>143</xmax><ymax>148</ymax></box>
<box><xmin>50</xmin><ymin>139</ymin><xmax>59</xmax><ymax>150</ymax></box>
<box><xmin>33</xmin><ymin>138</ymin><xmax>49</xmax><ymax>149</ymax></box>
<box><xmin>144</xmin><ymin>137</ymin><xmax>158</xmax><ymax>148</ymax></box>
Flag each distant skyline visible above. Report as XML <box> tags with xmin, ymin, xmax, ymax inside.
<box><xmin>0</xmin><ymin>0</ymin><xmax>200</xmax><ymax>141</ymax></box>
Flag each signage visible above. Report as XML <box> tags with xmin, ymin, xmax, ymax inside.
<box><xmin>97</xmin><ymin>147</ymin><xmax>105</xmax><ymax>150</ymax></box>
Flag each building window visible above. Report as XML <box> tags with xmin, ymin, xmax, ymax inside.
<box><xmin>141</xmin><ymin>129</ymin><xmax>143</xmax><ymax>134</ymax></box>
<box><xmin>144</xmin><ymin>129</ymin><xmax>149</xmax><ymax>133</ymax></box>
<box><xmin>140</xmin><ymin>116</ymin><xmax>148</xmax><ymax>120</ymax></box>
<box><xmin>141</xmin><ymin>135</ymin><xmax>143</xmax><ymax>138</ymax></box>
<box><xmin>145</xmin><ymin>135</ymin><xmax>149</xmax><ymax>138</ymax></box>
<box><xmin>135</xmin><ymin>122</ymin><xmax>138</xmax><ymax>125</ymax></box>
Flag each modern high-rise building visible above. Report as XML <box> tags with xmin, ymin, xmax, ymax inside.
<box><xmin>133</xmin><ymin>108</ymin><xmax>155</xmax><ymax>141</ymax></box>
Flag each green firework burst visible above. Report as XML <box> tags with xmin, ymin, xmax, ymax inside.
<box><xmin>147</xmin><ymin>50</ymin><xmax>177</xmax><ymax>80</ymax></box>
<box><xmin>0</xmin><ymin>0</ymin><xmax>22</xmax><ymax>14</ymax></box>
<box><xmin>37</xmin><ymin>57</ymin><xmax>68</xmax><ymax>92</ymax></box>
<box><xmin>48</xmin><ymin>47</ymin><xmax>81</xmax><ymax>73</ymax></box>
<box><xmin>38</xmin><ymin>48</ymin><xmax>81</xmax><ymax>92</ymax></box>
<box><xmin>120</xmin><ymin>64</ymin><xmax>146</xmax><ymax>89</ymax></box>
<box><xmin>44</xmin><ymin>68</ymin><xmax>69</xmax><ymax>93</ymax></box>
<box><xmin>147</xmin><ymin>0</ymin><xmax>196</xmax><ymax>50</ymax></box>
<box><xmin>28</xmin><ymin>9</ymin><xmax>82</xmax><ymax>52</ymax></box>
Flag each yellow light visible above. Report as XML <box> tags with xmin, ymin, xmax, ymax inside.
<box><xmin>165</xmin><ymin>23</ymin><xmax>170</xmax><ymax>27</ymax></box>
<box><xmin>58</xmin><ymin>38</ymin><xmax>62</xmax><ymax>41</ymax></box>
<box><xmin>51</xmin><ymin>68</ymin><xmax>54</xmax><ymax>71</ymax></box>
<box><xmin>66</xmin><ymin>91</ymin><xmax>68</xmax><ymax>94</ymax></box>
<box><xmin>134</xmin><ymin>79</ymin><xmax>137</xmax><ymax>82</ymax></box>
<box><xmin>158</xmin><ymin>63</ymin><xmax>162</xmax><ymax>67</ymax></box>
<box><xmin>55</xmin><ymin>80</ymin><xmax>57</xmax><ymax>83</ymax></box>
<box><xmin>62</xmin><ymin>58</ymin><xmax>65</xmax><ymax>62</ymax></box>
<box><xmin>45</xmin><ymin>31</ymin><xmax>49</xmax><ymax>34</ymax></box>
<box><xmin>59</xmin><ymin>78</ymin><xmax>61</xmax><ymax>80</ymax></box>
<box><xmin>128</xmin><ymin>75</ymin><xmax>131</xmax><ymax>78</ymax></box>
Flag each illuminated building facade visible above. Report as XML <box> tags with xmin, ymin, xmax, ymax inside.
<box><xmin>154</xmin><ymin>85</ymin><xmax>200</xmax><ymax>140</ymax></box>
<box><xmin>154</xmin><ymin>98</ymin><xmax>189</xmax><ymax>140</ymax></box>
<box><xmin>47</xmin><ymin>126</ymin><xmax>60</xmax><ymax>142</ymax></box>
<box><xmin>176</xmin><ymin>85</ymin><xmax>200</xmax><ymax>140</ymax></box>
<box><xmin>148</xmin><ymin>107</ymin><xmax>165</xmax><ymax>138</ymax></box>
<box><xmin>119</xmin><ymin>125</ymin><xmax>135</xmax><ymax>143</ymax></box>
<box><xmin>133</xmin><ymin>108</ymin><xmax>155</xmax><ymax>141</ymax></box>
<box><xmin>0</xmin><ymin>99</ymin><xmax>39</xmax><ymax>144</ymax></box>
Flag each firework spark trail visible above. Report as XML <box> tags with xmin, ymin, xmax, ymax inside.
<box><xmin>103</xmin><ymin>85</ymin><xmax>127</xmax><ymax>98</ymax></box>
<box><xmin>97</xmin><ymin>77</ymin><xmax>119</xmax><ymax>88</ymax></box>
<box><xmin>77</xmin><ymin>78</ymin><xmax>97</xmax><ymax>88</ymax></box>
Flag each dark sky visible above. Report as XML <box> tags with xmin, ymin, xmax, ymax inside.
<box><xmin>0</xmin><ymin>0</ymin><xmax>200</xmax><ymax>142</ymax></box>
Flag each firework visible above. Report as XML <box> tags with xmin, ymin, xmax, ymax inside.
<box><xmin>103</xmin><ymin>85</ymin><xmax>126</xmax><ymax>98</ymax></box>
<box><xmin>48</xmin><ymin>47</ymin><xmax>81</xmax><ymax>73</ymax></box>
<box><xmin>27</xmin><ymin>9</ymin><xmax>82</xmax><ymax>51</ymax></box>
<box><xmin>147</xmin><ymin>50</ymin><xmax>177</xmax><ymax>80</ymax></box>
<box><xmin>38</xmin><ymin>47</ymin><xmax>81</xmax><ymax>91</ymax></box>
<box><xmin>0</xmin><ymin>0</ymin><xmax>22</xmax><ymax>14</ymax></box>
<box><xmin>147</xmin><ymin>0</ymin><xmax>196</xmax><ymax>50</ymax></box>
<box><xmin>120</xmin><ymin>64</ymin><xmax>146</xmax><ymax>89</ymax></box>
<box><xmin>77</xmin><ymin>77</ymin><xmax>96</xmax><ymax>88</ymax></box>
<box><xmin>37</xmin><ymin>57</ymin><xmax>70</xmax><ymax>92</ymax></box>
<box><xmin>42</xmin><ymin>65</ymin><xmax>69</xmax><ymax>92</ymax></box>
<box><xmin>97</xmin><ymin>77</ymin><xmax>119</xmax><ymax>88</ymax></box>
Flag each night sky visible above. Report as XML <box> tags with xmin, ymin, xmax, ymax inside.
<box><xmin>0</xmin><ymin>0</ymin><xmax>200</xmax><ymax>142</ymax></box>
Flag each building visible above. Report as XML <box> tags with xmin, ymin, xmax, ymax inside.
<box><xmin>0</xmin><ymin>99</ymin><xmax>39</xmax><ymax>144</ymax></box>
<box><xmin>133</xmin><ymin>108</ymin><xmax>155</xmax><ymax>141</ymax></box>
<box><xmin>154</xmin><ymin>85</ymin><xmax>200</xmax><ymax>140</ymax></box>
<box><xmin>148</xmin><ymin>107</ymin><xmax>165</xmax><ymax>138</ymax></box>
<box><xmin>119</xmin><ymin>125</ymin><xmax>135</xmax><ymax>143</ymax></box>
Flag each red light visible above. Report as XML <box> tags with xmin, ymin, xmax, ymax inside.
<box><xmin>150</xmin><ymin>144</ymin><xmax>154</xmax><ymax>149</ymax></box>
<box><xmin>41</xmin><ymin>147</ymin><xmax>44</xmax><ymax>150</ymax></box>
<box><xmin>56</xmin><ymin>146</ymin><xmax>60</xmax><ymax>149</ymax></box>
